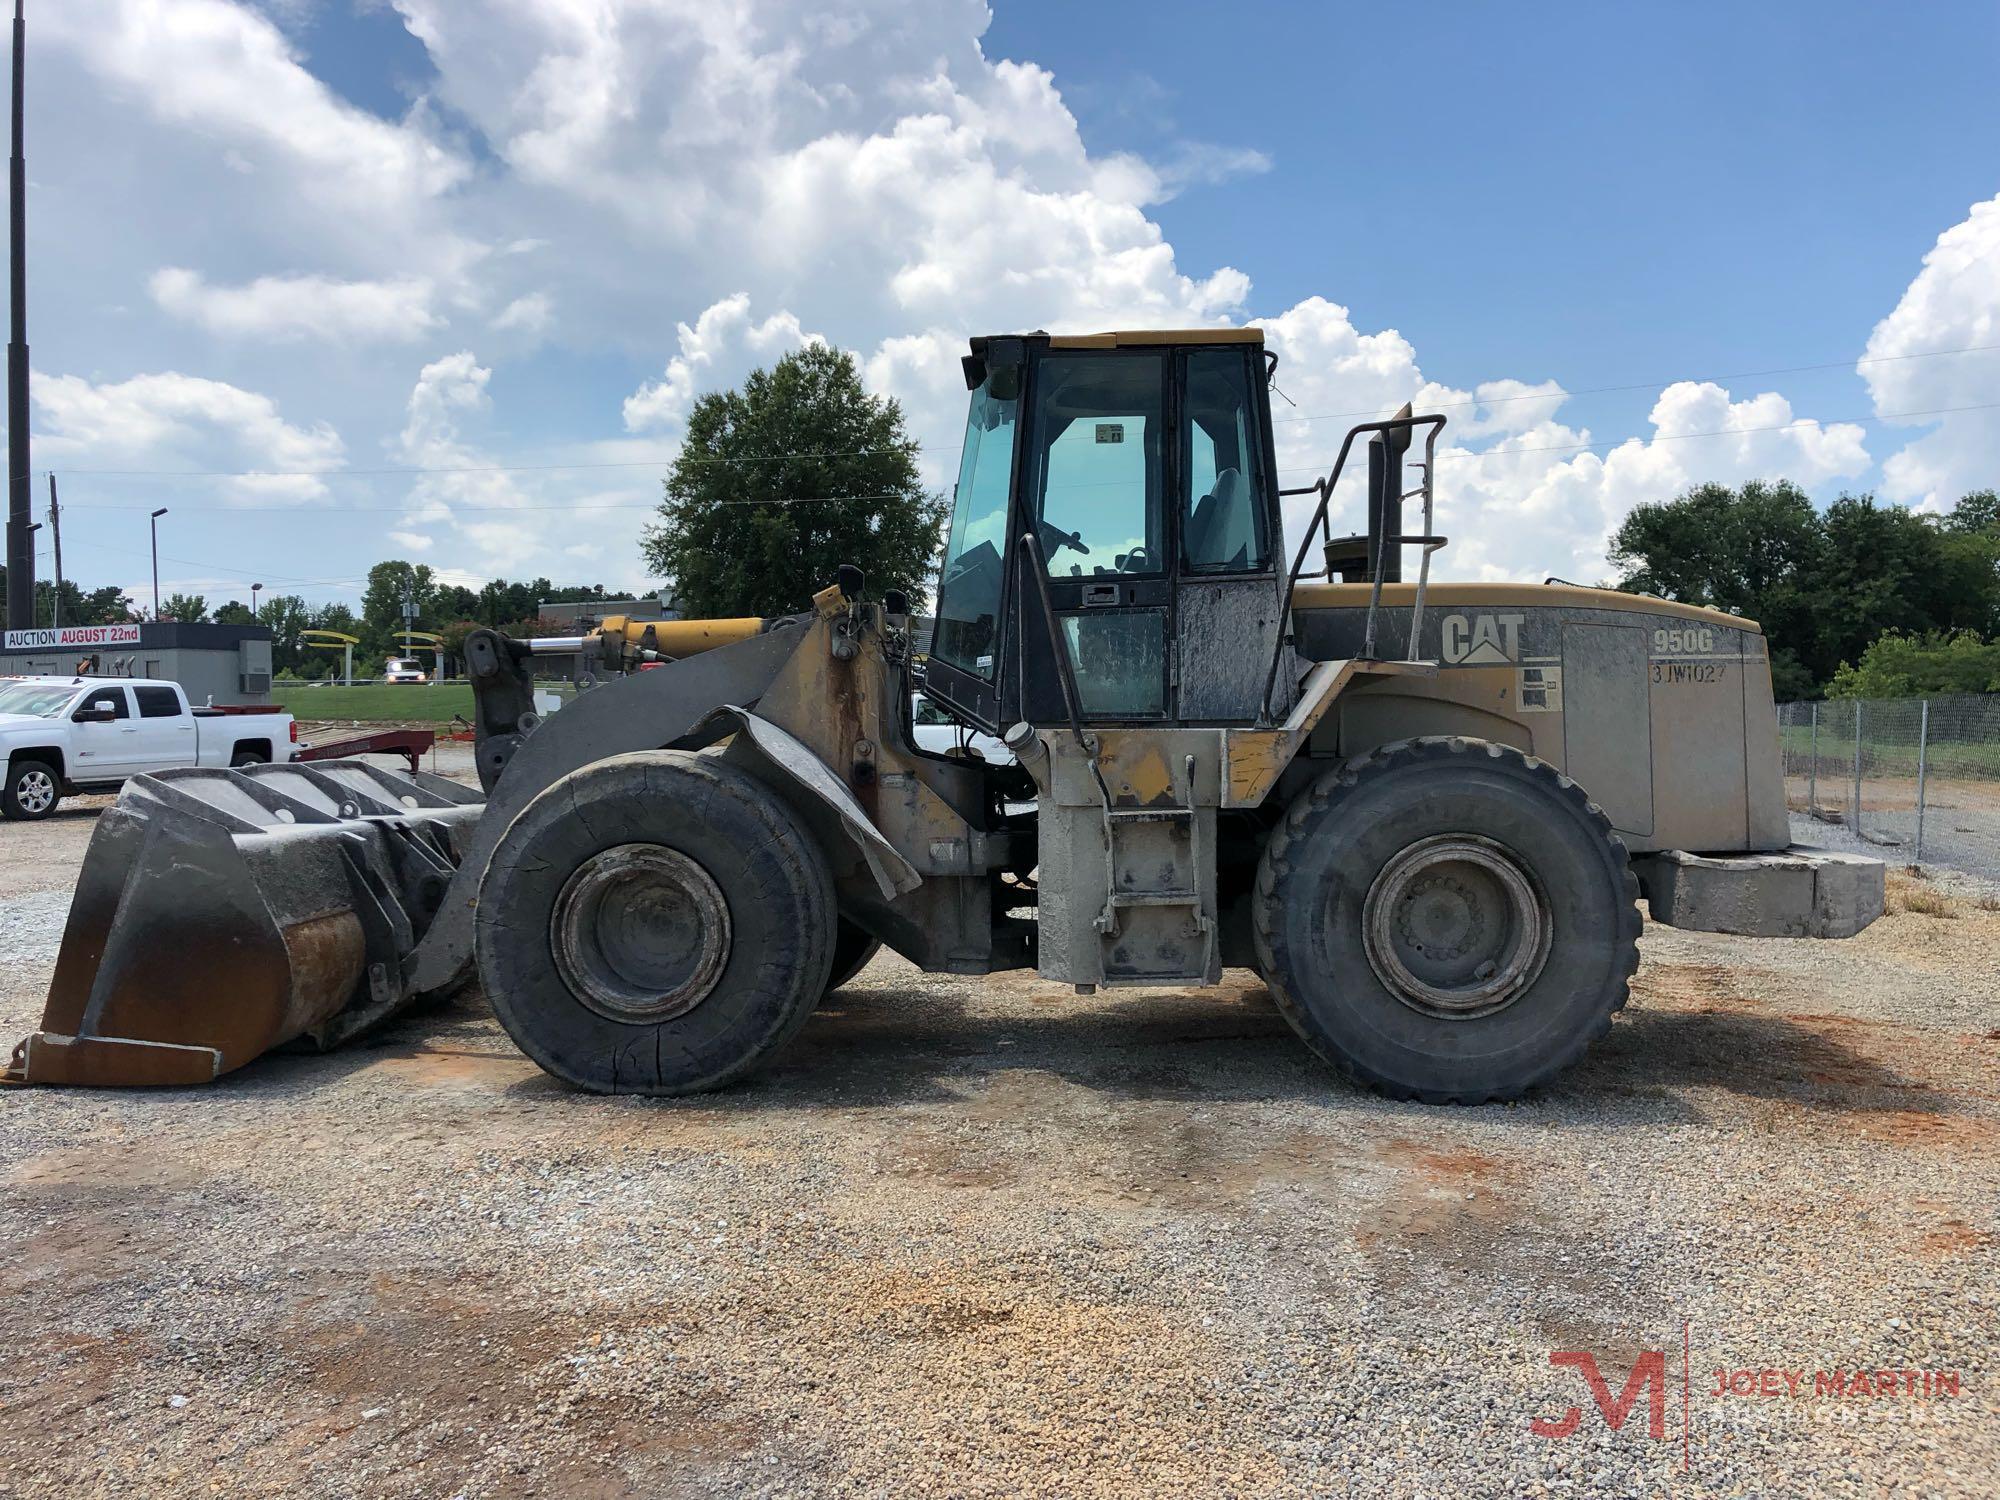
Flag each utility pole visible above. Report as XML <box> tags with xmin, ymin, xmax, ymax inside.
<box><xmin>46</xmin><ymin>469</ymin><xmax>59</xmax><ymax>625</ymax></box>
<box><xmin>4</xmin><ymin>1</ymin><xmax>31</xmax><ymax>631</ymax></box>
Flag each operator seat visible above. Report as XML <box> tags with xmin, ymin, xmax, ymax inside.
<box><xmin>1185</xmin><ymin>466</ymin><xmax>1256</xmax><ymax>569</ymax></box>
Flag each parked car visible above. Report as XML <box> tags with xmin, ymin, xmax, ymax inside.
<box><xmin>910</xmin><ymin>693</ymin><xmax>1012</xmax><ymax>763</ymax></box>
<box><xmin>0</xmin><ymin>676</ymin><xmax>299</xmax><ymax>821</ymax></box>
<box><xmin>384</xmin><ymin>657</ymin><xmax>429</xmax><ymax>685</ymax></box>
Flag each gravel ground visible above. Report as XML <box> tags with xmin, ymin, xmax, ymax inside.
<box><xmin>1</xmin><ymin>762</ymin><xmax>1994</xmax><ymax>1498</ymax></box>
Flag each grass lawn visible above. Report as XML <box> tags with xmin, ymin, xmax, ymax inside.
<box><xmin>275</xmin><ymin>682</ymin><xmax>475</xmax><ymax>723</ymax></box>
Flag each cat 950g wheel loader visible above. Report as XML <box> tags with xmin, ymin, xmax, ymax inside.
<box><xmin>7</xmin><ymin>327</ymin><xmax>1886</xmax><ymax>1101</ymax></box>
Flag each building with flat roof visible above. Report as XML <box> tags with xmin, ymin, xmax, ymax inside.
<box><xmin>0</xmin><ymin>622</ymin><xmax>276</xmax><ymax>706</ymax></box>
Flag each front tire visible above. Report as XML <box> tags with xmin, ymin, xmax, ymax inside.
<box><xmin>475</xmin><ymin>750</ymin><xmax>836</xmax><ymax>1094</ymax></box>
<box><xmin>1253</xmin><ymin>737</ymin><xmax>1639</xmax><ymax>1104</ymax></box>
<box><xmin>2</xmin><ymin>759</ymin><xmax>62</xmax><ymax>820</ymax></box>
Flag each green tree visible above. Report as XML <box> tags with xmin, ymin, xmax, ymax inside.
<box><xmin>1609</xmin><ymin>481</ymin><xmax>2000</xmax><ymax>699</ymax></box>
<box><xmin>642</xmin><ymin>343</ymin><xmax>947</xmax><ymax>617</ymax></box>
<box><xmin>437</xmin><ymin>584</ymin><xmax>481</xmax><ymax>621</ymax></box>
<box><xmin>1827</xmin><ymin>630</ymin><xmax>2000</xmax><ymax>698</ymax></box>
<box><xmin>159</xmin><ymin>592</ymin><xmax>209</xmax><ymax>623</ymax></box>
<box><xmin>256</xmin><ymin>593</ymin><xmax>313</xmax><ymax>674</ymax></box>
<box><xmin>213</xmin><ymin>599</ymin><xmax>257</xmax><ymax>626</ymax></box>
<box><xmin>1608</xmin><ymin>480</ymin><xmax>1824</xmax><ymax>697</ymax></box>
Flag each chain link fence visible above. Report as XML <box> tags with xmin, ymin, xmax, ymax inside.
<box><xmin>1779</xmin><ymin>694</ymin><xmax>2000</xmax><ymax>879</ymax></box>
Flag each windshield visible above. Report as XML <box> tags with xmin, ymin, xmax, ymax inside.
<box><xmin>0</xmin><ymin>682</ymin><xmax>80</xmax><ymax>718</ymax></box>
<box><xmin>931</xmin><ymin>377</ymin><xmax>1020</xmax><ymax>680</ymax></box>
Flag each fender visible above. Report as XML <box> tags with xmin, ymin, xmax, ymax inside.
<box><xmin>696</xmin><ymin>704</ymin><xmax>922</xmax><ymax>901</ymax></box>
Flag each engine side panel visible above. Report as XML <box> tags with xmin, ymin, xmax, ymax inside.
<box><xmin>1292</xmin><ymin>585</ymin><xmax>1789</xmax><ymax>854</ymax></box>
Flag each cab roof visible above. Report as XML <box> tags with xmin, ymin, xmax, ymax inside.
<box><xmin>969</xmin><ymin>327</ymin><xmax>1263</xmax><ymax>355</ymax></box>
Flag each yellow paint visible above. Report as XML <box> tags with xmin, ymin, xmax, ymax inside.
<box><xmin>1121</xmin><ymin>747</ymin><xmax>1175</xmax><ymax>805</ymax></box>
<box><xmin>1046</xmin><ymin>327</ymin><xmax>1263</xmax><ymax>348</ymax></box>
<box><xmin>1291</xmin><ymin>581</ymin><xmax>1759</xmax><ymax>633</ymax></box>
<box><xmin>619</xmin><ymin>616</ymin><xmax>766</xmax><ymax>658</ymax></box>
<box><xmin>1224</xmin><ymin>732</ymin><xmax>1288</xmax><ymax>805</ymax></box>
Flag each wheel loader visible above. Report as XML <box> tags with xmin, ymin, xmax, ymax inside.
<box><xmin>7</xmin><ymin>327</ymin><xmax>1885</xmax><ymax>1100</ymax></box>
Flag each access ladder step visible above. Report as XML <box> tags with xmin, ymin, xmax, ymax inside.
<box><xmin>1107</xmin><ymin>889</ymin><xmax>1201</xmax><ymax>908</ymax></box>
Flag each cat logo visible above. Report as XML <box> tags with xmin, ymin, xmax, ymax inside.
<box><xmin>1441</xmin><ymin>612</ymin><xmax>1525</xmax><ymax>665</ymax></box>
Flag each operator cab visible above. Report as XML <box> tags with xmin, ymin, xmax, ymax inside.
<box><xmin>925</xmin><ymin>329</ymin><xmax>1288</xmax><ymax>733</ymax></box>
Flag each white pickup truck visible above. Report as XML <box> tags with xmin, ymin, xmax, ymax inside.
<box><xmin>0</xmin><ymin>676</ymin><xmax>298</xmax><ymax>821</ymax></box>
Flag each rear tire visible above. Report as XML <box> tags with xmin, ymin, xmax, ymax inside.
<box><xmin>822</xmin><ymin>920</ymin><xmax>882</xmax><ymax>999</ymax></box>
<box><xmin>1253</xmin><ymin>737</ymin><xmax>1639</xmax><ymax>1104</ymax></box>
<box><xmin>475</xmin><ymin>750</ymin><xmax>835</xmax><ymax>1094</ymax></box>
<box><xmin>2</xmin><ymin>758</ymin><xmax>62</xmax><ymax>820</ymax></box>
<box><xmin>230</xmin><ymin>749</ymin><xmax>267</xmax><ymax>768</ymax></box>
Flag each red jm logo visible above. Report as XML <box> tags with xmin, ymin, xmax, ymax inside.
<box><xmin>1532</xmin><ymin>1351</ymin><xmax>1668</xmax><ymax>1440</ymax></box>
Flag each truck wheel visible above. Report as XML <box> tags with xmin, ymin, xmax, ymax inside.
<box><xmin>822</xmin><ymin>920</ymin><xmax>882</xmax><ymax>999</ymax></box>
<box><xmin>2</xmin><ymin>758</ymin><xmax>63</xmax><ymax>820</ymax></box>
<box><xmin>1253</xmin><ymin>737</ymin><xmax>1640</xmax><ymax>1104</ymax></box>
<box><xmin>230</xmin><ymin>749</ymin><xmax>267</xmax><ymax>767</ymax></box>
<box><xmin>475</xmin><ymin>750</ymin><xmax>835</xmax><ymax>1094</ymax></box>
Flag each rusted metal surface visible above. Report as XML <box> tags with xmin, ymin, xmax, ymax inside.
<box><xmin>6</xmin><ymin>761</ymin><xmax>482</xmax><ymax>1087</ymax></box>
<box><xmin>297</xmin><ymin>727</ymin><xmax>436</xmax><ymax>776</ymax></box>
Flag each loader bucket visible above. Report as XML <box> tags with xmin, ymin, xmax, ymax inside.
<box><xmin>5</xmin><ymin>761</ymin><xmax>485</xmax><ymax>1087</ymax></box>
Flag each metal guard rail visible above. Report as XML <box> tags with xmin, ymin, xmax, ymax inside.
<box><xmin>1259</xmin><ymin>412</ymin><xmax>1448</xmax><ymax>723</ymax></box>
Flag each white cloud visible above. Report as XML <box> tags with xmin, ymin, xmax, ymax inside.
<box><xmin>23</xmin><ymin>0</ymin><xmax>1974</xmax><ymax>609</ymax></box>
<box><xmin>33</xmin><ymin>370</ymin><xmax>345</xmax><ymax>504</ymax></box>
<box><xmin>623</xmin><ymin>294</ymin><xmax>820</xmax><ymax>432</ymax></box>
<box><xmin>149</xmin><ymin>267</ymin><xmax>443</xmax><ymax>343</ymax></box>
<box><xmin>387</xmin><ymin>529</ymin><xmax>436</xmax><ymax>553</ymax></box>
<box><xmin>1250</xmin><ymin>300</ymin><xmax>1870</xmax><ymax>584</ymax></box>
<box><xmin>492</xmin><ymin>292</ymin><xmax>554</xmax><ymax>338</ymax></box>
<box><xmin>393</xmin><ymin>352</ymin><xmax>643</xmax><ymax>583</ymax></box>
<box><xmin>46</xmin><ymin>0</ymin><xmax>467</xmax><ymax>223</ymax></box>
<box><xmin>1863</xmin><ymin>192</ymin><xmax>2000</xmax><ymax>510</ymax></box>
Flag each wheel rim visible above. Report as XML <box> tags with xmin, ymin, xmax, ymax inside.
<box><xmin>1361</xmin><ymin>834</ymin><xmax>1550</xmax><ymax>1020</ymax></box>
<box><xmin>551</xmin><ymin>843</ymin><xmax>732</xmax><ymax>1023</ymax></box>
<box><xmin>16</xmin><ymin>770</ymin><xmax>54</xmax><ymax>815</ymax></box>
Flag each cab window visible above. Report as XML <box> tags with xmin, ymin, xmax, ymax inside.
<box><xmin>932</xmin><ymin>379</ymin><xmax>1020</xmax><ymax>680</ymax></box>
<box><xmin>1028</xmin><ymin>352</ymin><xmax>1164</xmax><ymax>576</ymax></box>
<box><xmin>75</xmin><ymin>687</ymin><xmax>130</xmax><ymax>720</ymax></box>
<box><xmin>1182</xmin><ymin>348</ymin><xmax>1272</xmax><ymax>572</ymax></box>
<box><xmin>134</xmin><ymin>686</ymin><xmax>182</xmax><ymax>718</ymax></box>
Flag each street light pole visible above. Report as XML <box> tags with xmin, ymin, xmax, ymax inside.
<box><xmin>150</xmin><ymin>506</ymin><xmax>167</xmax><ymax>619</ymax></box>
<box><xmin>251</xmin><ymin>581</ymin><xmax>262</xmax><ymax>619</ymax></box>
<box><xmin>4</xmin><ymin>0</ymin><xmax>32</xmax><ymax>632</ymax></box>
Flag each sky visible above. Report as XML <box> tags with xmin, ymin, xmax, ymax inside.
<box><xmin>13</xmin><ymin>0</ymin><xmax>2000</xmax><ymax>613</ymax></box>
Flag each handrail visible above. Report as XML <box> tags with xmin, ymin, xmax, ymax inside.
<box><xmin>1258</xmin><ymin>412</ymin><xmax>1448</xmax><ymax>723</ymax></box>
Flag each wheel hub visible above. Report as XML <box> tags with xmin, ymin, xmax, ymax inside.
<box><xmin>551</xmin><ymin>844</ymin><xmax>732</xmax><ymax>1023</ymax></box>
<box><xmin>16</xmin><ymin>769</ymin><xmax>55</xmax><ymax>815</ymax></box>
<box><xmin>1362</xmin><ymin>835</ymin><xmax>1550</xmax><ymax>1019</ymax></box>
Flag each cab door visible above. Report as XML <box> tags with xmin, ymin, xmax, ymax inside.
<box><xmin>1174</xmin><ymin>346</ymin><xmax>1285</xmax><ymax>723</ymax></box>
<box><xmin>130</xmin><ymin>684</ymin><xmax>198</xmax><ymax>769</ymax></box>
<box><xmin>1018</xmin><ymin>348</ymin><xmax>1172</xmax><ymax>724</ymax></box>
<box><xmin>68</xmin><ymin>685</ymin><xmax>138</xmax><ymax>778</ymax></box>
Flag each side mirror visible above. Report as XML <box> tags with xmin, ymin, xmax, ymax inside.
<box><xmin>73</xmin><ymin>706</ymin><xmax>116</xmax><ymax>724</ymax></box>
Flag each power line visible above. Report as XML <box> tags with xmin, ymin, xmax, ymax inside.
<box><xmin>1267</xmin><ymin>338</ymin><xmax>2000</xmax><ymax>427</ymax></box>
<box><xmin>35</xmin><ymin>337</ymin><xmax>2000</xmax><ymax>487</ymax></box>
<box><xmin>60</xmin><ymin>490</ymin><xmax>915</xmax><ymax>515</ymax></box>
<box><xmin>1430</xmin><ymin>399</ymin><xmax>2000</xmax><ymax>465</ymax></box>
